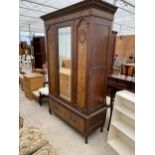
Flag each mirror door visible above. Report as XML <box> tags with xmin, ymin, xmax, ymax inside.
<box><xmin>58</xmin><ymin>26</ymin><xmax>72</xmax><ymax>102</ymax></box>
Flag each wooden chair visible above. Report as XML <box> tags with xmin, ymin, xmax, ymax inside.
<box><xmin>32</xmin><ymin>73</ymin><xmax>49</xmax><ymax>114</ymax></box>
<box><xmin>32</xmin><ymin>81</ymin><xmax>49</xmax><ymax>106</ymax></box>
<box><xmin>38</xmin><ymin>82</ymin><xmax>49</xmax><ymax>106</ymax></box>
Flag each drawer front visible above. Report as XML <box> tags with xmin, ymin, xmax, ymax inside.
<box><xmin>65</xmin><ymin>111</ymin><xmax>85</xmax><ymax>133</ymax></box>
<box><xmin>53</xmin><ymin>101</ymin><xmax>66</xmax><ymax>118</ymax></box>
<box><xmin>30</xmin><ymin>77</ymin><xmax>43</xmax><ymax>90</ymax></box>
<box><xmin>50</xmin><ymin>99</ymin><xmax>85</xmax><ymax>133</ymax></box>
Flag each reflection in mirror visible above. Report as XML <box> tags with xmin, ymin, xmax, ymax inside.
<box><xmin>58</xmin><ymin>27</ymin><xmax>71</xmax><ymax>102</ymax></box>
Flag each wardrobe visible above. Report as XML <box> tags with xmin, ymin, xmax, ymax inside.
<box><xmin>41</xmin><ymin>0</ymin><xmax>117</xmax><ymax>143</ymax></box>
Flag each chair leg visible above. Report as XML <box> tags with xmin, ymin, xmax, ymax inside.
<box><xmin>38</xmin><ymin>93</ymin><xmax>42</xmax><ymax>106</ymax></box>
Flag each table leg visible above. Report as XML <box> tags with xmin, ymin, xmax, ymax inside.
<box><xmin>107</xmin><ymin>88</ymin><xmax>114</xmax><ymax>131</ymax></box>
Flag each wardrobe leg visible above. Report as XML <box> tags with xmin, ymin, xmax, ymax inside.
<box><xmin>100</xmin><ymin>125</ymin><xmax>104</xmax><ymax>132</ymax></box>
<box><xmin>49</xmin><ymin>109</ymin><xmax>52</xmax><ymax>115</ymax></box>
<box><xmin>85</xmin><ymin>136</ymin><xmax>88</xmax><ymax>144</ymax></box>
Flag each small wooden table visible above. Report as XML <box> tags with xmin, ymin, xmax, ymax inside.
<box><xmin>107</xmin><ymin>74</ymin><xmax>135</xmax><ymax>130</ymax></box>
<box><xmin>23</xmin><ymin>73</ymin><xmax>44</xmax><ymax>100</ymax></box>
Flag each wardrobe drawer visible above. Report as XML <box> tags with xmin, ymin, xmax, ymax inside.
<box><xmin>64</xmin><ymin>110</ymin><xmax>85</xmax><ymax>133</ymax></box>
<box><xmin>51</xmin><ymin>100</ymin><xmax>85</xmax><ymax>133</ymax></box>
<box><xmin>53</xmin><ymin>102</ymin><xmax>66</xmax><ymax>117</ymax></box>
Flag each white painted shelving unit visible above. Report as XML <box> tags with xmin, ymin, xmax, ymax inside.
<box><xmin>108</xmin><ymin>90</ymin><xmax>135</xmax><ymax>155</ymax></box>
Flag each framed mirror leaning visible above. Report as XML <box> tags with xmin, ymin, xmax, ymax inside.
<box><xmin>58</xmin><ymin>26</ymin><xmax>72</xmax><ymax>102</ymax></box>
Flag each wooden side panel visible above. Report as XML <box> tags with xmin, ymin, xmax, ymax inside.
<box><xmin>92</xmin><ymin>24</ymin><xmax>109</xmax><ymax>68</ymax></box>
<box><xmin>89</xmin><ymin>70</ymin><xmax>106</xmax><ymax>107</ymax></box>
<box><xmin>89</xmin><ymin>18</ymin><xmax>111</xmax><ymax>111</ymax></box>
<box><xmin>30</xmin><ymin>77</ymin><xmax>44</xmax><ymax>90</ymax></box>
<box><xmin>47</xmin><ymin>26</ymin><xmax>57</xmax><ymax>95</ymax></box>
<box><xmin>77</xmin><ymin>20</ymin><xmax>88</xmax><ymax>108</ymax></box>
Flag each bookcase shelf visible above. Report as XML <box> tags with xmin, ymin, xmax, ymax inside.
<box><xmin>112</xmin><ymin>119</ymin><xmax>134</xmax><ymax>141</ymax></box>
<box><xmin>108</xmin><ymin>138</ymin><xmax>134</xmax><ymax>155</ymax></box>
<box><xmin>114</xmin><ymin>105</ymin><xmax>135</xmax><ymax>120</ymax></box>
<box><xmin>108</xmin><ymin>90</ymin><xmax>135</xmax><ymax>155</ymax></box>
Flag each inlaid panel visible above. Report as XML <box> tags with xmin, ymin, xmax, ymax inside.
<box><xmin>47</xmin><ymin>26</ymin><xmax>57</xmax><ymax>95</ymax></box>
<box><xmin>92</xmin><ymin>23</ymin><xmax>110</xmax><ymax>68</ymax></box>
<box><xmin>77</xmin><ymin>20</ymin><xmax>88</xmax><ymax>108</ymax></box>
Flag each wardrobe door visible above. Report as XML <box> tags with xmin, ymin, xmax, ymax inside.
<box><xmin>88</xmin><ymin>17</ymin><xmax>112</xmax><ymax>112</ymax></box>
<box><xmin>55</xmin><ymin>21</ymin><xmax>73</xmax><ymax>103</ymax></box>
<box><xmin>75</xmin><ymin>18</ymin><xmax>90</xmax><ymax>109</ymax></box>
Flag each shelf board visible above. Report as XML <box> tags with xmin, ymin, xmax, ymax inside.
<box><xmin>112</xmin><ymin>120</ymin><xmax>135</xmax><ymax>141</ymax></box>
<box><xmin>108</xmin><ymin>138</ymin><xmax>134</xmax><ymax>155</ymax></box>
<box><xmin>116</xmin><ymin>90</ymin><xmax>135</xmax><ymax>103</ymax></box>
<box><xmin>114</xmin><ymin>105</ymin><xmax>135</xmax><ymax>120</ymax></box>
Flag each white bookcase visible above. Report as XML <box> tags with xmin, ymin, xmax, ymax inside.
<box><xmin>108</xmin><ymin>90</ymin><xmax>135</xmax><ymax>155</ymax></box>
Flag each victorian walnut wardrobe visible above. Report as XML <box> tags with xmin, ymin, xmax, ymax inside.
<box><xmin>41</xmin><ymin>0</ymin><xmax>117</xmax><ymax>143</ymax></box>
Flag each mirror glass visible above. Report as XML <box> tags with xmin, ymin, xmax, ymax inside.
<box><xmin>58</xmin><ymin>27</ymin><xmax>71</xmax><ymax>102</ymax></box>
